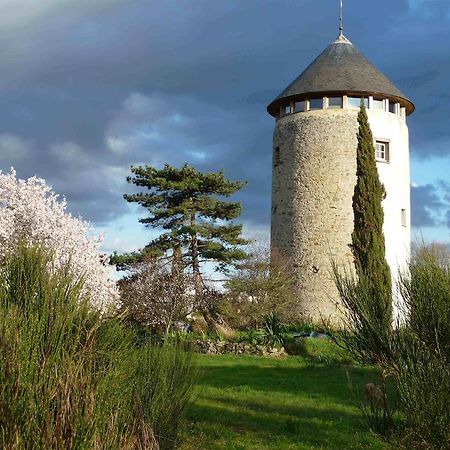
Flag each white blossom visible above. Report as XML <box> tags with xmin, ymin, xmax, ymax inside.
<box><xmin>0</xmin><ymin>169</ymin><xmax>119</xmax><ymax>310</ymax></box>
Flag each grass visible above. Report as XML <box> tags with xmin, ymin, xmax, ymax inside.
<box><xmin>182</xmin><ymin>342</ymin><xmax>392</xmax><ymax>450</ymax></box>
<box><xmin>0</xmin><ymin>244</ymin><xmax>195</xmax><ymax>449</ymax></box>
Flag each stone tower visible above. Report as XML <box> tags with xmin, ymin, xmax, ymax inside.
<box><xmin>267</xmin><ymin>34</ymin><xmax>415</xmax><ymax>323</ymax></box>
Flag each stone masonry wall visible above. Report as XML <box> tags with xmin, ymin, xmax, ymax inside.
<box><xmin>271</xmin><ymin>109</ymin><xmax>359</xmax><ymax>324</ymax></box>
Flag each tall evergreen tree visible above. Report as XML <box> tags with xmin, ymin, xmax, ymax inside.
<box><xmin>114</xmin><ymin>164</ymin><xmax>249</xmax><ymax>296</ymax></box>
<box><xmin>352</xmin><ymin>105</ymin><xmax>392</xmax><ymax>300</ymax></box>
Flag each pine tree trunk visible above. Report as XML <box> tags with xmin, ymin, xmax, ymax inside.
<box><xmin>190</xmin><ymin>212</ymin><xmax>202</xmax><ymax>298</ymax></box>
<box><xmin>171</xmin><ymin>242</ymin><xmax>183</xmax><ymax>277</ymax></box>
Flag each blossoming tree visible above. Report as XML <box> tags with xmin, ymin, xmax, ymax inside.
<box><xmin>0</xmin><ymin>169</ymin><xmax>118</xmax><ymax>310</ymax></box>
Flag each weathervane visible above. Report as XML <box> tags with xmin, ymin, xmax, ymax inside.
<box><xmin>339</xmin><ymin>0</ymin><xmax>344</xmax><ymax>36</ymax></box>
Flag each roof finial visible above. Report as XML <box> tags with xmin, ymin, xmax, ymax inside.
<box><xmin>339</xmin><ymin>0</ymin><xmax>344</xmax><ymax>36</ymax></box>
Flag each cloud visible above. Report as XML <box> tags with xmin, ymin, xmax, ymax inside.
<box><xmin>0</xmin><ymin>134</ymin><xmax>32</xmax><ymax>162</ymax></box>
<box><xmin>407</xmin><ymin>0</ymin><xmax>450</xmax><ymax>18</ymax></box>
<box><xmin>411</xmin><ymin>184</ymin><xmax>445</xmax><ymax>227</ymax></box>
<box><xmin>0</xmin><ymin>0</ymin><xmax>446</xmax><ymax>247</ymax></box>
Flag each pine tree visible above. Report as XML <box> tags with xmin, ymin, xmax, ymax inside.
<box><xmin>352</xmin><ymin>105</ymin><xmax>392</xmax><ymax>306</ymax></box>
<box><xmin>114</xmin><ymin>164</ymin><xmax>249</xmax><ymax>297</ymax></box>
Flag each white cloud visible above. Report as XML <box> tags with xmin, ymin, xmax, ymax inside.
<box><xmin>0</xmin><ymin>134</ymin><xmax>32</xmax><ymax>161</ymax></box>
<box><xmin>50</xmin><ymin>141</ymin><xmax>89</xmax><ymax>164</ymax></box>
<box><xmin>0</xmin><ymin>0</ymin><xmax>128</xmax><ymax>30</ymax></box>
<box><xmin>407</xmin><ymin>0</ymin><xmax>450</xmax><ymax>18</ymax></box>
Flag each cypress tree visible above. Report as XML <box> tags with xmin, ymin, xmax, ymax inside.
<box><xmin>352</xmin><ymin>104</ymin><xmax>392</xmax><ymax>301</ymax></box>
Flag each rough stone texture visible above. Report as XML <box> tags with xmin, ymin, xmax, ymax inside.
<box><xmin>187</xmin><ymin>340</ymin><xmax>286</xmax><ymax>357</ymax></box>
<box><xmin>271</xmin><ymin>109</ymin><xmax>360</xmax><ymax>324</ymax></box>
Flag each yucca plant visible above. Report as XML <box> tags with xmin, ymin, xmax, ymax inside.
<box><xmin>261</xmin><ymin>312</ymin><xmax>286</xmax><ymax>347</ymax></box>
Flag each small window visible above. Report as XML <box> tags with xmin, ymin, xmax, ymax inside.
<box><xmin>375</xmin><ymin>141</ymin><xmax>389</xmax><ymax>162</ymax></box>
<box><xmin>281</xmin><ymin>104</ymin><xmax>291</xmax><ymax>116</ymax></box>
<box><xmin>389</xmin><ymin>101</ymin><xmax>397</xmax><ymax>114</ymax></box>
<box><xmin>401</xmin><ymin>209</ymin><xmax>407</xmax><ymax>227</ymax></box>
<box><xmin>294</xmin><ymin>100</ymin><xmax>305</xmax><ymax>113</ymax></box>
<box><xmin>372</xmin><ymin>98</ymin><xmax>384</xmax><ymax>110</ymax></box>
<box><xmin>327</xmin><ymin>97</ymin><xmax>343</xmax><ymax>109</ymax></box>
<box><xmin>308</xmin><ymin>98</ymin><xmax>323</xmax><ymax>110</ymax></box>
<box><xmin>348</xmin><ymin>96</ymin><xmax>369</xmax><ymax>109</ymax></box>
<box><xmin>274</xmin><ymin>147</ymin><xmax>281</xmax><ymax>167</ymax></box>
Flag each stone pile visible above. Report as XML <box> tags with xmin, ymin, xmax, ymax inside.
<box><xmin>188</xmin><ymin>340</ymin><xmax>286</xmax><ymax>357</ymax></box>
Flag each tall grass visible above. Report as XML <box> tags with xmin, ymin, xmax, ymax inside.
<box><xmin>394</xmin><ymin>246</ymin><xmax>450</xmax><ymax>449</ymax></box>
<box><xmin>333</xmin><ymin>246</ymin><xmax>450</xmax><ymax>449</ymax></box>
<box><xmin>332</xmin><ymin>263</ymin><xmax>393</xmax><ymax>365</ymax></box>
<box><xmin>0</xmin><ymin>243</ymin><xmax>195</xmax><ymax>449</ymax></box>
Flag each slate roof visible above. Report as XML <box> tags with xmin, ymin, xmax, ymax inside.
<box><xmin>267</xmin><ymin>35</ymin><xmax>415</xmax><ymax>117</ymax></box>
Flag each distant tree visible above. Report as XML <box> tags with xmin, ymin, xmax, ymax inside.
<box><xmin>352</xmin><ymin>104</ymin><xmax>392</xmax><ymax>300</ymax></box>
<box><xmin>113</xmin><ymin>164</ymin><xmax>249</xmax><ymax>328</ymax></box>
<box><xmin>224</xmin><ymin>245</ymin><xmax>296</xmax><ymax>328</ymax></box>
<box><xmin>119</xmin><ymin>257</ymin><xmax>194</xmax><ymax>334</ymax></box>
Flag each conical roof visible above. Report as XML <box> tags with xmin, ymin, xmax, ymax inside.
<box><xmin>267</xmin><ymin>35</ymin><xmax>415</xmax><ymax>117</ymax></box>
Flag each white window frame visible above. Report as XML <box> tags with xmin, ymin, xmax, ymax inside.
<box><xmin>375</xmin><ymin>140</ymin><xmax>390</xmax><ymax>163</ymax></box>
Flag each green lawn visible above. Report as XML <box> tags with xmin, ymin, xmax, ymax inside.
<box><xmin>182</xmin><ymin>350</ymin><xmax>392</xmax><ymax>450</ymax></box>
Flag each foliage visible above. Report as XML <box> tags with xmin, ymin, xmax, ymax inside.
<box><xmin>129</xmin><ymin>342</ymin><xmax>197</xmax><ymax>450</ymax></box>
<box><xmin>351</xmin><ymin>105</ymin><xmax>392</xmax><ymax>303</ymax></box>
<box><xmin>399</xmin><ymin>244</ymin><xmax>450</xmax><ymax>360</ymax></box>
<box><xmin>391</xmin><ymin>330</ymin><xmax>449</xmax><ymax>449</ymax></box>
<box><xmin>260</xmin><ymin>312</ymin><xmax>286</xmax><ymax>347</ymax></box>
<box><xmin>0</xmin><ymin>243</ymin><xmax>195</xmax><ymax>449</ymax></box>
<box><xmin>334</xmin><ymin>245</ymin><xmax>450</xmax><ymax>449</ymax></box>
<box><xmin>393</xmin><ymin>245</ymin><xmax>450</xmax><ymax>449</ymax></box>
<box><xmin>224</xmin><ymin>246</ymin><xmax>296</xmax><ymax>327</ymax></box>
<box><xmin>332</xmin><ymin>264</ymin><xmax>393</xmax><ymax>365</ymax></box>
<box><xmin>119</xmin><ymin>257</ymin><xmax>196</xmax><ymax>333</ymax></box>
<box><xmin>331</xmin><ymin>105</ymin><xmax>393</xmax><ymax>365</ymax></box>
<box><xmin>0</xmin><ymin>169</ymin><xmax>118</xmax><ymax>311</ymax></box>
<box><xmin>115</xmin><ymin>163</ymin><xmax>249</xmax><ymax>278</ymax></box>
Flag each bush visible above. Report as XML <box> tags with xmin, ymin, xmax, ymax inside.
<box><xmin>119</xmin><ymin>258</ymin><xmax>195</xmax><ymax>334</ymax></box>
<box><xmin>260</xmin><ymin>312</ymin><xmax>286</xmax><ymax>347</ymax></box>
<box><xmin>333</xmin><ymin>246</ymin><xmax>450</xmax><ymax>448</ymax></box>
<box><xmin>0</xmin><ymin>243</ymin><xmax>195</xmax><ymax>449</ymax></box>
<box><xmin>394</xmin><ymin>246</ymin><xmax>450</xmax><ymax>448</ymax></box>
<box><xmin>392</xmin><ymin>331</ymin><xmax>449</xmax><ymax>449</ymax></box>
<box><xmin>0</xmin><ymin>169</ymin><xmax>118</xmax><ymax>310</ymax></box>
<box><xmin>399</xmin><ymin>245</ymin><xmax>450</xmax><ymax>361</ymax></box>
<box><xmin>332</xmin><ymin>263</ymin><xmax>393</xmax><ymax>365</ymax></box>
<box><xmin>224</xmin><ymin>246</ymin><xmax>296</xmax><ymax>328</ymax></box>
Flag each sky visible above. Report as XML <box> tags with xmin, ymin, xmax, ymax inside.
<box><xmin>1</xmin><ymin>0</ymin><xmax>450</xmax><ymax>255</ymax></box>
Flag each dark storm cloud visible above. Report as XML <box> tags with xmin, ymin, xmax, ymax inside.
<box><xmin>411</xmin><ymin>184</ymin><xmax>446</xmax><ymax>227</ymax></box>
<box><xmin>0</xmin><ymin>0</ymin><xmax>449</xmax><ymax>229</ymax></box>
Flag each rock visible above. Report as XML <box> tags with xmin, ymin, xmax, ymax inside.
<box><xmin>309</xmin><ymin>331</ymin><xmax>330</xmax><ymax>339</ymax></box>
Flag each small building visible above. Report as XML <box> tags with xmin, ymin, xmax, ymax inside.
<box><xmin>267</xmin><ymin>33</ymin><xmax>414</xmax><ymax>323</ymax></box>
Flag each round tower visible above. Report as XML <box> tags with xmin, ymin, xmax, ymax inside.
<box><xmin>267</xmin><ymin>34</ymin><xmax>415</xmax><ymax>323</ymax></box>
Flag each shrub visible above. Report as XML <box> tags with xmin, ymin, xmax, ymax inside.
<box><xmin>398</xmin><ymin>245</ymin><xmax>450</xmax><ymax>361</ymax></box>
<box><xmin>0</xmin><ymin>169</ymin><xmax>118</xmax><ymax>310</ymax></box>
<box><xmin>119</xmin><ymin>258</ymin><xmax>195</xmax><ymax>333</ymax></box>
<box><xmin>394</xmin><ymin>246</ymin><xmax>450</xmax><ymax>448</ymax></box>
<box><xmin>392</xmin><ymin>330</ymin><xmax>449</xmax><ymax>449</ymax></box>
<box><xmin>224</xmin><ymin>246</ymin><xmax>296</xmax><ymax>328</ymax></box>
<box><xmin>332</xmin><ymin>263</ymin><xmax>393</xmax><ymax>365</ymax></box>
<box><xmin>0</xmin><ymin>243</ymin><xmax>195</xmax><ymax>449</ymax></box>
<box><xmin>334</xmin><ymin>246</ymin><xmax>450</xmax><ymax>449</ymax></box>
<box><xmin>261</xmin><ymin>312</ymin><xmax>286</xmax><ymax>347</ymax></box>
